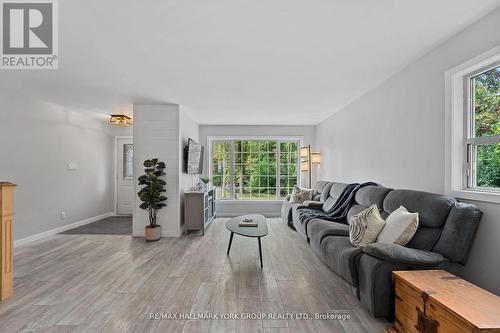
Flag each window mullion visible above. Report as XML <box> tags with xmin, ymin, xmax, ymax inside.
<box><xmin>295</xmin><ymin>141</ymin><xmax>302</xmax><ymax>186</ymax></box>
<box><xmin>465</xmin><ymin>135</ymin><xmax>500</xmax><ymax>145</ymax></box>
<box><xmin>276</xmin><ymin>141</ymin><xmax>281</xmax><ymax>200</ymax></box>
<box><xmin>471</xmin><ymin>145</ymin><xmax>477</xmax><ymax>188</ymax></box>
<box><xmin>230</xmin><ymin>140</ymin><xmax>235</xmax><ymax>199</ymax></box>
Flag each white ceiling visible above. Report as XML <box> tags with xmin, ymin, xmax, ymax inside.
<box><xmin>1</xmin><ymin>0</ymin><xmax>500</xmax><ymax>125</ymax></box>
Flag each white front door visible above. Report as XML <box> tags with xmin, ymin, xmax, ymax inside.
<box><xmin>117</xmin><ymin>137</ymin><xmax>133</xmax><ymax>215</ymax></box>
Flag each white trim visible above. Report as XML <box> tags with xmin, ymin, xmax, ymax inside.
<box><xmin>14</xmin><ymin>212</ymin><xmax>115</xmax><ymax>247</ymax></box>
<box><xmin>217</xmin><ymin>200</ymin><xmax>284</xmax><ymax>204</ymax></box>
<box><xmin>161</xmin><ymin>229</ymin><xmax>183</xmax><ymax>237</ymax></box>
<box><xmin>445</xmin><ymin>45</ymin><xmax>500</xmax><ymax>204</ymax></box>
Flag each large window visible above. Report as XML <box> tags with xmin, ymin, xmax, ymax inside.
<box><xmin>210</xmin><ymin>139</ymin><xmax>299</xmax><ymax>200</ymax></box>
<box><xmin>465</xmin><ymin>64</ymin><xmax>500</xmax><ymax>190</ymax></box>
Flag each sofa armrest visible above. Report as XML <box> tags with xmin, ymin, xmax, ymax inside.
<box><xmin>363</xmin><ymin>243</ymin><xmax>445</xmax><ymax>266</ymax></box>
<box><xmin>301</xmin><ymin>200</ymin><xmax>324</xmax><ymax>208</ymax></box>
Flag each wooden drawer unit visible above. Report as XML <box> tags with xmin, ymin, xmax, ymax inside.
<box><xmin>386</xmin><ymin>270</ymin><xmax>500</xmax><ymax>333</ymax></box>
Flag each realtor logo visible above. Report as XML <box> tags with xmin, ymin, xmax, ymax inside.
<box><xmin>1</xmin><ymin>0</ymin><xmax>58</xmax><ymax>69</ymax></box>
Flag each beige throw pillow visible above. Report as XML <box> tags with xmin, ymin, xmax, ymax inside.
<box><xmin>349</xmin><ymin>205</ymin><xmax>386</xmax><ymax>247</ymax></box>
<box><xmin>377</xmin><ymin>206</ymin><xmax>419</xmax><ymax>246</ymax></box>
<box><xmin>289</xmin><ymin>185</ymin><xmax>313</xmax><ymax>204</ymax></box>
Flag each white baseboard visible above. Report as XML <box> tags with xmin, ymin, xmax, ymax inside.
<box><xmin>162</xmin><ymin>229</ymin><xmax>182</xmax><ymax>237</ymax></box>
<box><xmin>132</xmin><ymin>228</ymin><xmax>182</xmax><ymax>238</ymax></box>
<box><xmin>14</xmin><ymin>212</ymin><xmax>115</xmax><ymax>248</ymax></box>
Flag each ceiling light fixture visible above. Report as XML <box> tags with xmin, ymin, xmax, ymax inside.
<box><xmin>109</xmin><ymin>114</ymin><xmax>133</xmax><ymax>126</ymax></box>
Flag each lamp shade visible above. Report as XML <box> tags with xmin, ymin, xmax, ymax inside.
<box><xmin>300</xmin><ymin>161</ymin><xmax>310</xmax><ymax>172</ymax></box>
<box><xmin>311</xmin><ymin>152</ymin><xmax>321</xmax><ymax>165</ymax></box>
<box><xmin>300</xmin><ymin>146</ymin><xmax>310</xmax><ymax>158</ymax></box>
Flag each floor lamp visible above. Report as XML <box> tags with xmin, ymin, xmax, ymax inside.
<box><xmin>300</xmin><ymin>145</ymin><xmax>312</xmax><ymax>188</ymax></box>
<box><xmin>300</xmin><ymin>146</ymin><xmax>321</xmax><ymax>188</ymax></box>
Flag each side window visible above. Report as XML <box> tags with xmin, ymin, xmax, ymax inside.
<box><xmin>123</xmin><ymin>144</ymin><xmax>133</xmax><ymax>178</ymax></box>
<box><xmin>465</xmin><ymin>65</ymin><xmax>500</xmax><ymax>190</ymax></box>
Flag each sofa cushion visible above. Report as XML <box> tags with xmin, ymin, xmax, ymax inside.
<box><xmin>383</xmin><ymin>190</ymin><xmax>456</xmax><ymax>250</ymax></box>
<box><xmin>319</xmin><ymin>182</ymin><xmax>334</xmax><ymax>202</ymax></box>
<box><xmin>377</xmin><ymin>206</ymin><xmax>419</xmax><ymax>246</ymax></box>
<box><xmin>310</xmin><ymin>181</ymin><xmax>332</xmax><ymax>201</ymax></box>
<box><xmin>320</xmin><ymin>236</ymin><xmax>362</xmax><ymax>286</ymax></box>
<box><xmin>308</xmin><ymin>219</ymin><xmax>349</xmax><ymax>253</ymax></box>
<box><xmin>347</xmin><ymin>186</ymin><xmax>392</xmax><ymax>222</ymax></box>
<box><xmin>290</xmin><ymin>185</ymin><xmax>314</xmax><ymax>203</ymax></box>
<box><xmin>433</xmin><ymin>202</ymin><xmax>482</xmax><ymax>265</ymax></box>
<box><xmin>292</xmin><ymin>205</ymin><xmax>316</xmax><ymax>241</ymax></box>
<box><xmin>406</xmin><ymin>227</ymin><xmax>443</xmax><ymax>251</ymax></box>
<box><xmin>363</xmin><ymin>242</ymin><xmax>445</xmax><ymax>266</ymax></box>
<box><xmin>383</xmin><ymin>190</ymin><xmax>455</xmax><ymax>228</ymax></box>
<box><xmin>313</xmin><ymin>180</ymin><xmax>330</xmax><ymax>195</ymax></box>
<box><xmin>280</xmin><ymin>199</ymin><xmax>293</xmax><ymax>225</ymax></box>
<box><xmin>349</xmin><ymin>205</ymin><xmax>386</xmax><ymax>247</ymax></box>
<box><xmin>301</xmin><ymin>200</ymin><xmax>324</xmax><ymax>208</ymax></box>
<box><xmin>322</xmin><ymin>182</ymin><xmax>349</xmax><ymax>212</ymax></box>
<box><xmin>355</xmin><ymin>186</ymin><xmax>393</xmax><ymax>208</ymax></box>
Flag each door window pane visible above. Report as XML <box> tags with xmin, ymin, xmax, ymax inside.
<box><xmin>123</xmin><ymin>144</ymin><xmax>133</xmax><ymax>178</ymax></box>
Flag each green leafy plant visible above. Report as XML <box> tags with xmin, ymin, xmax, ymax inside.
<box><xmin>137</xmin><ymin>158</ymin><xmax>167</xmax><ymax>228</ymax></box>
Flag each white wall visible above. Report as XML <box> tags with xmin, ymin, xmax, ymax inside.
<box><xmin>109</xmin><ymin>125</ymin><xmax>133</xmax><ymax>138</ymax></box>
<box><xmin>316</xmin><ymin>8</ymin><xmax>500</xmax><ymax>295</ymax></box>
<box><xmin>199</xmin><ymin>125</ymin><xmax>316</xmax><ymax>216</ymax></box>
<box><xmin>0</xmin><ymin>89</ymin><xmax>115</xmax><ymax>241</ymax></box>
<box><xmin>133</xmin><ymin>104</ymin><xmax>181</xmax><ymax>237</ymax></box>
<box><xmin>179</xmin><ymin>111</ymin><xmax>200</xmax><ymax>229</ymax></box>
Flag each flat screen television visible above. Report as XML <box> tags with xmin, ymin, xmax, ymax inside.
<box><xmin>185</xmin><ymin>138</ymin><xmax>204</xmax><ymax>174</ymax></box>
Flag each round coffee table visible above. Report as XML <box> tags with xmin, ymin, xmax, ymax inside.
<box><xmin>225</xmin><ymin>214</ymin><xmax>268</xmax><ymax>268</ymax></box>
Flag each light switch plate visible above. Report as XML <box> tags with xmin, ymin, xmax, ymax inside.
<box><xmin>67</xmin><ymin>162</ymin><xmax>79</xmax><ymax>170</ymax></box>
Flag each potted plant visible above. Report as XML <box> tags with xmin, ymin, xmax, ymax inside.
<box><xmin>198</xmin><ymin>176</ymin><xmax>210</xmax><ymax>191</ymax></box>
<box><xmin>137</xmin><ymin>158</ymin><xmax>167</xmax><ymax>241</ymax></box>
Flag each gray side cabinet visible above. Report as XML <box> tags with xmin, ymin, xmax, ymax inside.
<box><xmin>184</xmin><ymin>188</ymin><xmax>216</xmax><ymax>235</ymax></box>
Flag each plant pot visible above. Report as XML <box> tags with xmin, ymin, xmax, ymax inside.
<box><xmin>145</xmin><ymin>225</ymin><xmax>161</xmax><ymax>242</ymax></box>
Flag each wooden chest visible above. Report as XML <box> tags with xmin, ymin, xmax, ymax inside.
<box><xmin>386</xmin><ymin>270</ymin><xmax>500</xmax><ymax>333</ymax></box>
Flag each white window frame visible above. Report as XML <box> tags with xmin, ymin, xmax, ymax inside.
<box><xmin>445</xmin><ymin>45</ymin><xmax>500</xmax><ymax>203</ymax></box>
<box><xmin>208</xmin><ymin>136</ymin><xmax>303</xmax><ymax>201</ymax></box>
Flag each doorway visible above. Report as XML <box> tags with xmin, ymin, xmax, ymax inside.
<box><xmin>116</xmin><ymin>137</ymin><xmax>134</xmax><ymax>215</ymax></box>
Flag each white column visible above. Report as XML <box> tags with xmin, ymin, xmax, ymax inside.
<box><xmin>133</xmin><ymin>104</ymin><xmax>181</xmax><ymax>237</ymax></box>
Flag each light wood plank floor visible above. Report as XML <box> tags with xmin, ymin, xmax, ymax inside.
<box><xmin>1</xmin><ymin>218</ymin><xmax>389</xmax><ymax>333</ymax></box>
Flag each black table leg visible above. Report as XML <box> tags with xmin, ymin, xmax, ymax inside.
<box><xmin>258</xmin><ymin>237</ymin><xmax>263</xmax><ymax>268</ymax></box>
<box><xmin>227</xmin><ymin>232</ymin><xmax>234</xmax><ymax>255</ymax></box>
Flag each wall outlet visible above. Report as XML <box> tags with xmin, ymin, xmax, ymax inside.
<box><xmin>60</xmin><ymin>211</ymin><xmax>66</xmax><ymax>220</ymax></box>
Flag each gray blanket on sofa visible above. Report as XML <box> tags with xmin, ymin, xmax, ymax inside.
<box><xmin>298</xmin><ymin>182</ymin><xmax>377</xmax><ymax>223</ymax></box>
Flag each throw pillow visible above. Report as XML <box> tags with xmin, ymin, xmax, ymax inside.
<box><xmin>349</xmin><ymin>205</ymin><xmax>386</xmax><ymax>247</ymax></box>
<box><xmin>377</xmin><ymin>206</ymin><xmax>419</xmax><ymax>246</ymax></box>
<box><xmin>289</xmin><ymin>185</ymin><xmax>314</xmax><ymax>204</ymax></box>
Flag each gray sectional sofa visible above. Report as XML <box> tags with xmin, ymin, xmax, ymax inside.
<box><xmin>281</xmin><ymin>181</ymin><xmax>482</xmax><ymax>318</ymax></box>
